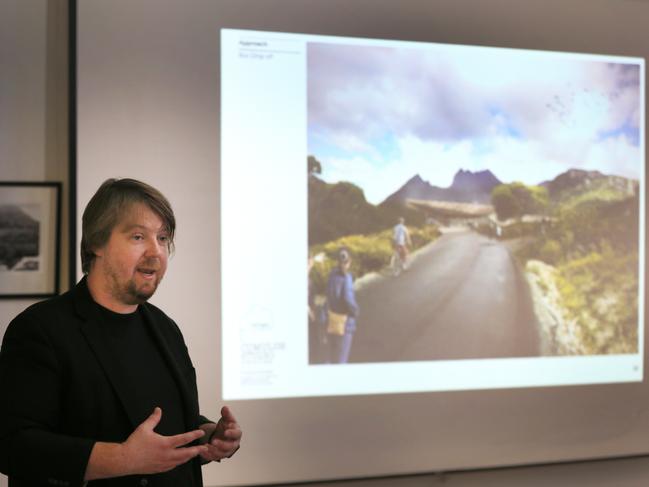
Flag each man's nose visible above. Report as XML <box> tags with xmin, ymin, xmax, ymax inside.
<box><xmin>145</xmin><ymin>237</ymin><xmax>164</xmax><ymax>256</ymax></box>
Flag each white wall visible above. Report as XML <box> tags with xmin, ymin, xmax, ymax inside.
<box><xmin>0</xmin><ymin>1</ymin><xmax>68</xmax><ymax>486</ymax></box>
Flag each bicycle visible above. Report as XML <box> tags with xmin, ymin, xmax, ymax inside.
<box><xmin>390</xmin><ymin>245</ymin><xmax>408</xmax><ymax>276</ymax></box>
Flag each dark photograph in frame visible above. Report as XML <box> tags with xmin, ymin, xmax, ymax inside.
<box><xmin>0</xmin><ymin>182</ymin><xmax>61</xmax><ymax>298</ymax></box>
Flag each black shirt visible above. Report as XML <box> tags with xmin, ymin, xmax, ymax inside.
<box><xmin>94</xmin><ymin>302</ymin><xmax>196</xmax><ymax>486</ymax></box>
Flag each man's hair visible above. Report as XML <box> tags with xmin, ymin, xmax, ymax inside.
<box><xmin>337</xmin><ymin>247</ymin><xmax>351</xmax><ymax>264</ymax></box>
<box><xmin>81</xmin><ymin>178</ymin><xmax>176</xmax><ymax>274</ymax></box>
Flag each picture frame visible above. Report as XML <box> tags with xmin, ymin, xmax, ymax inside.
<box><xmin>0</xmin><ymin>182</ymin><xmax>61</xmax><ymax>298</ymax></box>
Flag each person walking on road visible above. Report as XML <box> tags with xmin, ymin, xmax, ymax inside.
<box><xmin>325</xmin><ymin>248</ymin><xmax>359</xmax><ymax>364</ymax></box>
<box><xmin>392</xmin><ymin>217</ymin><xmax>412</xmax><ymax>274</ymax></box>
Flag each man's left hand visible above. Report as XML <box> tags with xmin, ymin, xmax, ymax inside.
<box><xmin>199</xmin><ymin>406</ymin><xmax>242</xmax><ymax>463</ymax></box>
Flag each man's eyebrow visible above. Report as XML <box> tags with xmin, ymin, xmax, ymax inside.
<box><xmin>120</xmin><ymin>224</ymin><xmax>148</xmax><ymax>232</ymax></box>
<box><xmin>120</xmin><ymin>223</ymin><xmax>169</xmax><ymax>233</ymax></box>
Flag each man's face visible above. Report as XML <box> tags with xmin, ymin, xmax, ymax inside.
<box><xmin>92</xmin><ymin>202</ymin><xmax>169</xmax><ymax>309</ymax></box>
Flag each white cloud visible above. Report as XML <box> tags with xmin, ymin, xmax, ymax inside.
<box><xmin>586</xmin><ymin>134</ymin><xmax>642</xmax><ymax>179</ymax></box>
<box><xmin>309</xmin><ymin>43</ymin><xmax>641</xmax><ymax>149</ymax></box>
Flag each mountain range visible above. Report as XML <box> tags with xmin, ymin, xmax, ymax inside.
<box><xmin>382</xmin><ymin>169</ymin><xmax>502</xmax><ymax>205</ymax></box>
<box><xmin>382</xmin><ymin>168</ymin><xmax>636</xmax><ymax>207</ymax></box>
<box><xmin>540</xmin><ymin>169</ymin><xmax>636</xmax><ymax>202</ymax></box>
<box><xmin>308</xmin><ymin>165</ymin><xmax>637</xmax><ymax>245</ymax></box>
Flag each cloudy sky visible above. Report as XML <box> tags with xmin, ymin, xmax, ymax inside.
<box><xmin>307</xmin><ymin>42</ymin><xmax>642</xmax><ymax>205</ymax></box>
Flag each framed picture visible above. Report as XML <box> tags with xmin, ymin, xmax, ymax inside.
<box><xmin>0</xmin><ymin>182</ymin><xmax>61</xmax><ymax>298</ymax></box>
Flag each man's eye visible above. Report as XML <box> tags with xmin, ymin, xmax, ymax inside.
<box><xmin>159</xmin><ymin>235</ymin><xmax>169</xmax><ymax>243</ymax></box>
<box><xmin>132</xmin><ymin>235</ymin><xmax>144</xmax><ymax>241</ymax></box>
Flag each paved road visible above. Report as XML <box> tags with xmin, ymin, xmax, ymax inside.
<box><xmin>348</xmin><ymin>229</ymin><xmax>541</xmax><ymax>363</ymax></box>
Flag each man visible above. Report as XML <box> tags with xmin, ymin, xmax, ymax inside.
<box><xmin>0</xmin><ymin>178</ymin><xmax>242</xmax><ymax>486</ymax></box>
<box><xmin>392</xmin><ymin>217</ymin><xmax>412</xmax><ymax>270</ymax></box>
<box><xmin>325</xmin><ymin>248</ymin><xmax>359</xmax><ymax>364</ymax></box>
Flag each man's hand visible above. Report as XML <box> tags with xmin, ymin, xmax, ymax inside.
<box><xmin>121</xmin><ymin>407</ymin><xmax>208</xmax><ymax>474</ymax></box>
<box><xmin>199</xmin><ymin>406</ymin><xmax>242</xmax><ymax>463</ymax></box>
<box><xmin>85</xmin><ymin>407</ymin><xmax>208</xmax><ymax>480</ymax></box>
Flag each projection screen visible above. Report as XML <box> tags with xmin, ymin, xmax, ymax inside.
<box><xmin>77</xmin><ymin>1</ymin><xmax>649</xmax><ymax>485</ymax></box>
<box><xmin>221</xmin><ymin>28</ymin><xmax>644</xmax><ymax>400</ymax></box>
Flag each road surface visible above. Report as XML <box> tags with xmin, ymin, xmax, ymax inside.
<box><xmin>349</xmin><ymin>229</ymin><xmax>540</xmax><ymax>363</ymax></box>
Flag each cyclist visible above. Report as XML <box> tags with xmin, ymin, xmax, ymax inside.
<box><xmin>392</xmin><ymin>217</ymin><xmax>412</xmax><ymax>274</ymax></box>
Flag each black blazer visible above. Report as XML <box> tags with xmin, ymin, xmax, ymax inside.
<box><xmin>0</xmin><ymin>278</ymin><xmax>210</xmax><ymax>487</ymax></box>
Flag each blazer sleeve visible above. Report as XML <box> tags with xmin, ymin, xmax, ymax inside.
<box><xmin>0</xmin><ymin>311</ymin><xmax>94</xmax><ymax>485</ymax></box>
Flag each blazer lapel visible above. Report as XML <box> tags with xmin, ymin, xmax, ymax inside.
<box><xmin>139</xmin><ymin>304</ymin><xmax>198</xmax><ymax>430</ymax></box>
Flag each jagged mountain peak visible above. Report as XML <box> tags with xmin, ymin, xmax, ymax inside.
<box><xmin>384</xmin><ymin>169</ymin><xmax>502</xmax><ymax>205</ymax></box>
<box><xmin>452</xmin><ymin>169</ymin><xmax>500</xmax><ymax>187</ymax></box>
<box><xmin>402</xmin><ymin>174</ymin><xmax>426</xmax><ymax>186</ymax></box>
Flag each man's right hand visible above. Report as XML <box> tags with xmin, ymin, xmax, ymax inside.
<box><xmin>121</xmin><ymin>407</ymin><xmax>207</xmax><ymax>474</ymax></box>
<box><xmin>85</xmin><ymin>407</ymin><xmax>208</xmax><ymax>480</ymax></box>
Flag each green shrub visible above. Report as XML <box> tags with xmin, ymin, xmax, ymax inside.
<box><xmin>539</xmin><ymin>239</ymin><xmax>562</xmax><ymax>265</ymax></box>
<box><xmin>555</xmin><ymin>249</ymin><xmax>638</xmax><ymax>354</ymax></box>
<box><xmin>516</xmin><ymin>193</ymin><xmax>639</xmax><ymax>355</ymax></box>
<box><xmin>309</xmin><ymin>225</ymin><xmax>440</xmax><ymax>294</ymax></box>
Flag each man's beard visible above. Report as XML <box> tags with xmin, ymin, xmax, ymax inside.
<box><xmin>123</xmin><ymin>277</ymin><xmax>158</xmax><ymax>304</ymax></box>
<box><xmin>107</xmin><ymin>265</ymin><xmax>161</xmax><ymax>306</ymax></box>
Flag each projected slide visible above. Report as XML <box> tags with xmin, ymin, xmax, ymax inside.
<box><xmin>221</xmin><ymin>29</ymin><xmax>644</xmax><ymax>399</ymax></box>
